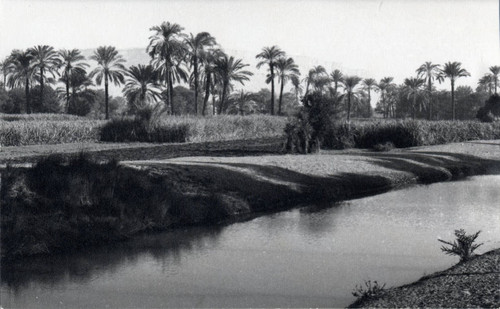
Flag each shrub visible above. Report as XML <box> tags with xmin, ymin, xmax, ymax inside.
<box><xmin>352</xmin><ymin>280</ymin><xmax>386</xmax><ymax>302</ymax></box>
<box><xmin>438</xmin><ymin>229</ymin><xmax>483</xmax><ymax>262</ymax></box>
<box><xmin>284</xmin><ymin>92</ymin><xmax>341</xmax><ymax>153</ymax></box>
<box><xmin>477</xmin><ymin>94</ymin><xmax>500</xmax><ymax>122</ymax></box>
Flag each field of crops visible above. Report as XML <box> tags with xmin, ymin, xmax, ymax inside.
<box><xmin>0</xmin><ymin>114</ymin><xmax>288</xmax><ymax>146</ymax></box>
<box><xmin>325</xmin><ymin>119</ymin><xmax>500</xmax><ymax>149</ymax></box>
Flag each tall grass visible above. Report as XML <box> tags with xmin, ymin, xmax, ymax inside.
<box><xmin>100</xmin><ymin>115</ymin><xmax>287</xmax><ymax>143</ymax></box>
<box><xmin>0</xmin><ymin>120</ymin><xmax>104</xmax><ymax>146</ymax></box>
<box><xmin>325</xmin><ymin>120</ymin><xmax>500</xmax><ymax>149</ymax></box>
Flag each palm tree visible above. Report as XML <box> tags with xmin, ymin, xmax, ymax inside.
<box><xmin>489</xmin><ymin>66</ymin><xmax>500</xmax><ymax>94</ymax></box>
<box><xmin>478</xmin><ymin>74</ymin><xmax>494</xmax><ymax>95</ymax></box>
<box><xmin>186</xmin><ymin>32</ymin><xmax>216</xmax><ymax>114</ymax></box>
<box><xmin>227</xmin><ymin>90</ymin><xmax>257</xmax><ymax>115</ymax></box>
<box><xmin>7</xmin><ymin>49</ymin><xmax>35</xmax><ymax>113</ymax></box>
<box><xmin>275</xmin><ymin>57</ymin><xmax>300</xmax><ymax>115</ymax></box>
<box><xmin>0</xmin><ymin>57</ymin><xmax>14</xmax><ymax>90</ymax></box>
<box><xmin>416</xmin><ymin>62</ymin><xmax>441</xmax><ymax>120</ymax></box>
<box><xmin>404</xmin><ymin>77</ymin><xmax>426</xmax><ymax>119</ymax></box>
<box><xmin>56</xmin><ymin>70</ymin><xmax>95</xmax><ymax>115</ymax></box>
<box><xmin>304</xmin><ymin>65</ymin><xmax>328</xmax><ymax>95</ymax></box>
<box><xmin>341</xmin><ymin>75</ymin><xmax>362</xmax><ymax>122</ymax></box>
<box><xmin>378</xmin><ymin>77</ymin><xmax>395</xmax><ymax>118</ymax></box>
<box><xmin>148</xmin><ymin>21</ymin><xmax>187</xmax><ymax>114</ymax></box>
<box><xmin>256</xmin><ymin>46</ymin><xmax>285</xmax><ymax>115</ymax></box>
<box><xmin>214</xmin><ymin>54</ymin><xmax>253</xmax><ymax>114</ymax></box>
<box><xmin>361</xmin><ymin>78</ymin><xmax>377</xmax><ymax>108</ymax></box>
<box><xmin>290</xmin><ymin>75</ymin><xmax>303</xmax><ymax>104</ymax></box>
<box><xmin>89</xmin><ymin>46</ymin><xmax>126</xmax><ymax>119</ymax></box>
<box><xmin>199</xmin><ymin>48</ymin><xmax>224</xmax><ymax>116</ymax></box>
<box><xmin>123</xmin><ymin>64</ymin><xmax>163</xmax><ymax>112</ymax></box>
<box><xmin>58</xmin><ymin>49</ymin><xmax>89</xmax><ymax>113</ymax></box>
<box><xmin>29</xmin><ymin>45</ymin><xmax>61</xmax><ymax>109</ymax></box>
<box><xmin>330</xmin><ymin>69</ymin><xmax>344</xmax><ymax>95</ymax></box>
<box><xmin>440</xmin><ymin>62</ymin><xmax>470</xmax><ymax>121</ymax></box>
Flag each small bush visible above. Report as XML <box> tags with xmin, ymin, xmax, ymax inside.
<box><xmin>352</xmin><ymin>280</ymin><xmax>386</xmax><ymax>302</ymax></box>
<box><xmin>373</xmin><ymin>141</ymin><xmax>395</xmax><ymax>152</ymax></box>
<box><xmin>438</xmin><ymin>229</ymin><xmax>483</xmax><ymax>262</ymax></box>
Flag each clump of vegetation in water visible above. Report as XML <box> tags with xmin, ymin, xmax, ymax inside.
<box><xmin>350</xmin><ymin>280</ymin><xmax>387</xmax><ymax>305</ymax></box>
<box><xmin>438</xmin><ymin>229</ymin><xmax>483</xmax><ymax>262</ymax></box>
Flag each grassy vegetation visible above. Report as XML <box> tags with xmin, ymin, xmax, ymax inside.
<box><xmin>325</xmin><ymin>120</ymin><xmax>500</xmax><ymax>150</ymax></box>
<box><xmin>0</xmin><ymin>113</ymin><xmax>86</xmax><ymax>121</ymax></box>
<box><xmin>100</xmin><ymin>114</ymin><xmax>287</xmax><ymax>143</ymax></box>
<box><xmin>0</xmin><ymin>119</ymin><xmax>104</xmax><ymax>146</ymax></box>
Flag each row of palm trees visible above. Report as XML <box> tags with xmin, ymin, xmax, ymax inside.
<box><xmin>1</xmin><ymin>21</ymin><xmax>497</xmax><ymax>121</ymax></box>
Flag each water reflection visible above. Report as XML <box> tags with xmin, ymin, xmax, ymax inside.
<box><xmin>2</xmin><ymin>225</ymin><xmax>224</xmax><ymax>292</ymax></box>
<box><xmin>2</xmin><ymin>176</ymin><xmax>500</xmax><ymax>308</ymax></box>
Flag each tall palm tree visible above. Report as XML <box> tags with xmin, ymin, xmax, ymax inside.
<box><xmin>416</xmin><ymin>62</ymin><xmax>441</xmax><ymax>120</ymax></box>
<box><xmin>361</xmin><ymin>78</ymin><xmax>377</xmax><ymax>108</ymax></box>
<box><xmin>89</xmin><ymin>46</ymin><xmax>126</xmax><ymax>119</ymax></box>
<box><xmin>29</xmin><ymin>45</ymin><xmax>60</xmax><ymax>109</ymax></box>
<box><xmin>214</xmin><ymin>54</ymin><xmax>253</xmax><ymax>114</ymax></box>
<box><xmin>201</xmin><ymin>49</ymin><xmax>224</xmax><ymax>116</ymax></box>
<box><xmin>256</xmin><ymin>46</ymin><xmax>285</xmax><ymax>115</ymax></box>
<box><xmin>440</xmin><ymin>62</ymin><xmax>470</xmax><ymax>121</ymax></box>
<box><xmin>58</xmin><ymin>49</ymin><xmax>89</xmax><ymax>113</ymax></box>
<box><xmin>56</xmin><ymin>70</ymin><xmax>95</xmax><ymax>115</ymax></box>
<box><xmin>0</xmin><ymin>57</ymin><xmax>14</xmax><ymax>90</ymax></box>
<box><xmin>330</xmin><ymin>69</ymin><xmax>344</xmax><ymax>95</ymax></box>
<box><xmin>489</xmin><ymin>66</ymin><xmax>500</xmax><ymax>94</ymax></box>
<box><xmin>185</xmin><ymin>32</ymin><xmax>216</xmax><ymax>115</ymax></box>
<box><xmin>275</xmin><ymin>57</ymin><xmax>300</xmax><ymax>115</ymax></box>
<box><xmin>7</xmin><ymin>49</ymin><xmax>35</xmax><ymax>113</ymax></box>
<box><xmin>404</xmin><ymin>77</ymin><xmax>426</xmax><ymax>119</ymax></box>
<box><xmin>148</xmin><ymin>21</ymin><xmax>187</xmax><ymax>114</ymax></box>
<box><xmin>290</xmin><ymin>75</ymin><xmax>303</xmax><ymax>104</ymax></box>
<box><xmin>378</xmin><ymin>77</ymin><xmax>395</xmax><ymax>118</ymax></box>
<box><xmin>478</xmin><ymin>74</ymin><xmax>494</xmax><ymax>95</ymax></box>
<box><xmin>341</xmin><ymin>75</ymin><xmax>362</xmax><ymax>122</ymax></box>
<box><xmin>123</xmin><ymin>64</ymin><xmax>163</xmax><ymax>112</ymax></box>
<box><xmin>304</xmin><ymin>65</ymin><xmax>328</xmax><ymax>95</ymax></box>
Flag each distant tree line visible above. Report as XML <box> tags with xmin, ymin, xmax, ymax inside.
<box><xmin>0</xmin><ymin>22</ymin><xmax>498</xmax><ymax>121</ymax></box>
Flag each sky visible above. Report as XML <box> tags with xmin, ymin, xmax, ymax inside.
<box><xmin>1</xmin><ymin>0</ymin><xmax>499</xmax><ymax>96</ymax></box>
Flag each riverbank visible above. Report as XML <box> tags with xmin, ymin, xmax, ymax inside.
<box><xmin>2</xmin><ymin>140</ymin><xmax>500</xmax><ymax>260</ymax></box>
<box><xmin>349</xmin><ymin>248</ymin><xmax>500</xmax><ymax>308</ymax></box>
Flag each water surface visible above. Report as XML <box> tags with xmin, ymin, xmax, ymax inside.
<box><xmin>2</xmin><ymin>175</ymin><xmax>500</xmax><ymax>308</ymax></box>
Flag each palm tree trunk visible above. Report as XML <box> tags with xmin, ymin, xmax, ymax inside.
<box><xmin>25</xmin><ymin>77</ymin><xmax>31</xmax><ymax>114</ymax></box>
<box><xmin>193</xmin><ymin>56</ymin><xmax>199</xmax><ymax>115</ymax></box>
<box><xmin>270</xmin><ymin>65</ymin><xmax>275</xmax><ymax>115</ymax></box>
<box><xmin>212</xmin><ymin>92</ymin><xmax>216</xmax><ymax>115</ymax></box>
<box><xmin>451</xmin><ymin>80</ymin><xmax>455</xmax><ymax>121</ymax></box>
<box><xmin>105</xmin><ymin>74</ymin><xmax>109</xmax><ymax>120</ymax></box>
<box><xmin>412</xmin><ymin>95</ymin><xmax>416</xmax><ymax>120</ymax></box>
<box><xmin>66</xmin><ymin>79</ymin><xmax>70</xmax><ymax>114</ymax></box>
<box><xmin>202</xmin><ymin>73</ymin><xmax>211</xmax><ymax>116</ymax></box>
<box><xmin>347</xmin><ymin>92</ymin><xmax>351</xmax><ymax>122</ymax></box>
<box><xmin>219</xmin><ymin>81</ymin><xmax>228</xmax><ymax>114</ymax></box>
<box><xmin>169</xmin><ymin>73</ymin><xmax>174</xmax><ymax>115</ymax></box>
<box><xmin>40</xmin><ymin>67</ymin><xmax>44</xmax><ymax>110</ymax></box>
<box><xmin>278</xmin><ymin>76</ymin><xmax>285</xmax><ymax>115</ymax></box>
<box><xmin>71</xmin><ymin>85</ymin><xmax>76</xmax><ymax>114</ymax></box>
<box><xmin>428</xmin><ymin>79</ymin><xmax>432</xmax><ymax>120</ymax></box>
